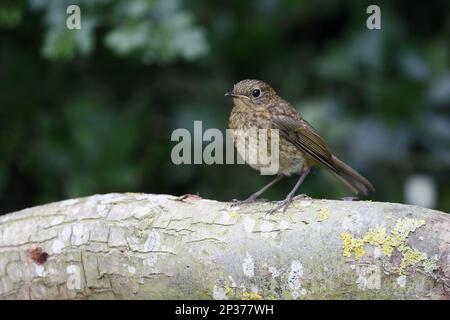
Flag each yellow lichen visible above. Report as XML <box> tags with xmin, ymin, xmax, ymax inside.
<box><xmin>241</xmin><ymin>292</ymin><xmax>263</xmax><ymax>300</ymax></box>
<box><xmin>391</xmin><ymin>218</ymin><xmax>426</xmax><ymax>237</ymax></box>
<box><xmin>361</xmin><ymin>225</ymin><xmax>395</xmax><ymax>256</ymax></box>
<box><xmin>341</xmin><ymin>218</ymin><xmax>434</xmax><ymax>274</ymax></box>
<box><xmin>380</xmin><ymin>238</ymin><xmax>395</xmax><ymax>256</ymax></box>
<box><xmin>225</xmin><ymin>286</ymin><xmax>234</xmax><ymax>296</ymax></box>
<box><xmin>398</xmin><ymin>247</ymin><xmax>427</xmax><ymax>273</ymax></box>
<box><xmin>363</xmin><ymin>225</ymin><xmax>386</xmax><ymax>245</ymax></box>
<box><xmin>228</xmin><ymin>210</ymin><xmax>238</xmax><ymax>218</ymax></box>
<box><xmin>423</xmin><ymin>255</ymin><xmax>438</xmax><ymax>273</ymax></box>
<box><xmin>317</xmin><ymin>208</ymin><xmax>330</xmax><ymax>222</ymax></box>
<box><xmin>341</xmin><ymin>232</ymin><xmax>365</xmax><ymax>259</ymax></box>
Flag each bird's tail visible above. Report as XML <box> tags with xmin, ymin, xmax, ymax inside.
<box><xmin>329</xmin><ymin>155</ymin><xmax>375</xmax><ymax>195</ymax></box>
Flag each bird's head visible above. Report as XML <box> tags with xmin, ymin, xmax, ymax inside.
<box><xmin>224</xmin><ymin>79</ymin><xmax>276</xmax><ymax>108</ymax></box>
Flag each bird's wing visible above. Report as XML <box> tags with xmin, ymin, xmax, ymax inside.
<box><xmin>271</xmin><ymin>114</ymin><xmax>374</xmax><ymax>195</ymax></box>
<box><xmin>271</xmin><ymin>115</ymin><xmax>335</xmax><ymax>171</ymax></box>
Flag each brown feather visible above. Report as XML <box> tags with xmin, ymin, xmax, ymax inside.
<box><xmin>226</xmin><ymin>79</ymin><xmax>374</xmax><ymax>196</ymax></box>
<box><xmin>271</xmin><ymin>115</ymin><xmax>374</xmax><ymax>195</ymax></box>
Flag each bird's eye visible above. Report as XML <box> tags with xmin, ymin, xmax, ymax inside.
<box><xmin>252</xmin><ymin>89</ymin><xmax>261</xmax><ymax>98</ymax></box>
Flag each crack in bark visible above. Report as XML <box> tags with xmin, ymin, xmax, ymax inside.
<box><xmin>0</xmin><ymin>193</ymin><xmax>449</xmax><ymax>299</ymax></box>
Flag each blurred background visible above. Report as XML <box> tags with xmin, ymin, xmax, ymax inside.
<box><xmin>1</xmin><ymin>0</ymin><xmax>449</xmax><ymax>214</ymax></box>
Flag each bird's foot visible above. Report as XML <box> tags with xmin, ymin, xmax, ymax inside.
<box><xmin>230</xmin><ymin>195</ymin><xmax>258</xmax><ymax>207</ymax></box>
<box><xmin>266</xmin><ymin>197</ymin><xmax>293</xmax><ymax>216</ymax></box>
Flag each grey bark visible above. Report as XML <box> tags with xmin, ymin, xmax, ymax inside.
<box><xmin>0</xmin><ymin>193</ymin><xmax>449</xmax><ymax>300</ymax></box>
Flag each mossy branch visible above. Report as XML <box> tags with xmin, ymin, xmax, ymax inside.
<box><xmin>0</xmin><ymin>193</ymin><xmax>449</xmax><ymax>299</ymax></box>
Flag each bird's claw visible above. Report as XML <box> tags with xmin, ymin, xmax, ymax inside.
<box><xmin>230</xmin><ymin>196</ymin><xmax>257</xmax><ymax>207</ymax></box>
<box><xmin>265</xmin><ymin>198</ymin><xmax>292</xmax><ymax>216</ymax></box>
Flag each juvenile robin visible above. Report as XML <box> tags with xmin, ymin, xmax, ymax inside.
<box><xmin>225</xmin><ymin>79</ymin><xmax>374</xmax><ymax>212</ymax></box>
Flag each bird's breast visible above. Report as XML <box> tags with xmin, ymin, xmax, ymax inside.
<box><xmin>228</xmin><ymin>108</ymin><xmax>307</xmax><ymax>176</ymax></box>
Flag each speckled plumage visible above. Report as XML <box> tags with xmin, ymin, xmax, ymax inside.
<box><xmin>229</xmin><ymin>97</ymin><xmax>308</xmax><ymax>176</ymax></box>
<box><xmin>226</xmin><ymin>79</ymin><xmax>374</xmax><ymax>201</ymax></box>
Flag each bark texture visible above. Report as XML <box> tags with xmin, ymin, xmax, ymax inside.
<box><xmin>0</xmin><ymin>193</ymin><xmax>449</xmax><ymax>300</ymax></box>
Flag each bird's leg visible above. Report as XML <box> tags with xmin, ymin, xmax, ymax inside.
<box><xmin>267</xmin><ymin>168</ymin><xmax>311</xmax><ymax>214</ymax></box>
<box><xmin>231</xmin><ymin>175</ymin><xmax>284</xmax><ymax>206</ymax></box>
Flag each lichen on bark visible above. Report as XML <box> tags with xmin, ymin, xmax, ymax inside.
<box><xmin>0</xmin><ymin>193</ymin><xmax>449</xmax><ymax>299</ymax></box>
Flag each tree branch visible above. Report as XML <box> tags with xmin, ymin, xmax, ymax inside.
<box><xmin>0</xmin><ymin>193</ymin><xmax>449</xmax><ymax>299</ymax></box>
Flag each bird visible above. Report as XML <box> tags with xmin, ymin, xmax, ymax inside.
<box><xmin>225</xmin><ymin>79</ymin><xmax>374</xmax><ymax>213</ymax></box>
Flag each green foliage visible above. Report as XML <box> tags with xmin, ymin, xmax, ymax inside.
<box><xmin>0</xmin><ymin>0</ymin><xmax>25</xmax><ymax>27</ymax></box>
<box><xmin>30</xmin><ymin>0</ymin><xmax>208</xmax><ymax>61</ymax></box>
<box><xmin>0</xmin><ymin>0</ymin><xmax>449</xmax><ymax>213</ymax></box>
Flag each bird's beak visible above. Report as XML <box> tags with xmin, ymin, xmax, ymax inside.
<box><xmin>224</xmin><ymin>91</ymin><xmax>248</xmax><ymax>99</ymax></box>
<box><xmin>224</xmin><ymin>91</ymin><xmax>236</xmax><ymax>97</ymax></box>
